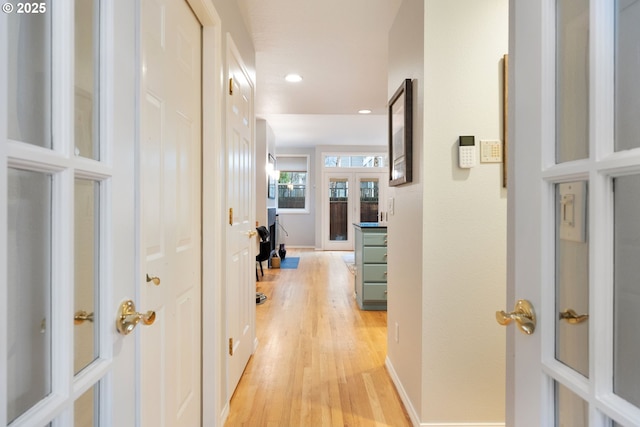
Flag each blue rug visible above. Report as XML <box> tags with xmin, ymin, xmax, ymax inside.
<box><xmin>280</xmin><ymin>257</ymin><xmax>300</xmax><ymax>269</ymax></box>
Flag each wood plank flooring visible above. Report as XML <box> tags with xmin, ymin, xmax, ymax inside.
<box><xmin>224</xmin><ymin>249</ymin><xmax>412</xmax><ymax>427</ymax></box>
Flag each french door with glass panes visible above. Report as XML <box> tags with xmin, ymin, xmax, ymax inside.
<box><xmin>507</xmin><ymin>0</ymin><xmax>640</xmax><ymax>425</ymax></box>
<box><xmin>324</xmin><ymin>172</ymin><xmax>387</xmax><ymax>251</ymax></box>
<box><xmin>1</xmin><ymin>1</ymin><xmax>136</xmax><ymax>425</ymax></box>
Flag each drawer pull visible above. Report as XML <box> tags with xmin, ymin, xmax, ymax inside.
<box><xmin>384</xmin><ymin>271</ymin><xmax>387</xmax><ymax>276</ymax></box>
<box><xmin>384</xmin><ymin>253</ymin><xmax>388</xmax><ymax>258</ymax></box>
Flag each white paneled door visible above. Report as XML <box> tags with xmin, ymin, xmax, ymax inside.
<box><xmin>225</xmin><ymin>37</ymin><xmax>256</xmax><ymax>398</ymax></box>
<box><xmin>140</xmin><ymin>0</ymin><xmax>203</xmax><ymax>425</ymax></box>
<box><xmin>508</xmin><ymin>0</ymin><xmax>640</xmax><ymax>425</ymax></box>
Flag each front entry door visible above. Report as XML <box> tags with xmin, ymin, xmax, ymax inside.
<box><xmin>508</xmin><ymin>0</ymin><xmax>640</xmax><ymax>425</ymax></box>
<box><xmin>324</xmin><ymin>172</ymin><xmax>353</xmax><ymax>251</ymax></box>
<box><xmin>225</xmin><ymin>38</ymin><xmax>256</xmax><ymax>398</ymax></box>
<box><xmin>140</xmin><ymin>0</ymin><xmax>203</xmax><ymax>425</ymax></box>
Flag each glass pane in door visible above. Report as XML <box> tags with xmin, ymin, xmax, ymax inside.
<box><xmin>74</xmin><ymin>179</ymin><xmax>100</xmax><ymax>374</ymax></box>
<box><xmin>7</xmin><ymin>169</ymin><xmax>52</xmax><ymax>422</ymax></box>
<box><xmin>75</xmin><ymin>0</ymin><xmax>100</xmax><ymax>160</ymax></box>
<box><xmin>74</xmin><ymin>384</ymin><xmax>98</xmax><ymax>426</ymax></box>
<box><xmin>555</xmin><ymin>382</ymin><xmax>588</xmax><ymax>426</ymax></box>
<box><xmin>614</xmin><ymin>0</ymin><xmax>640</xmax><ymax>152</ymax></box>
<box><xmin>7</xmin><ymin>2</ymin><xmax>52</xmax><ymax>148</ymax></box>
<box><xmin>613</xmin><ymin>175</ymin><xmax>640</xmax><ymax>407</ymax></box>
<box><xmin>359</xmin><ymin>178</ymin><xmax>379</xmax><ymax>223</ymax></box>
<box><xmin>556</xmin><ymin>0</ymin><xmax>589</xmax><ymax>163</ymax></box>
<box><xmin>555</xmin><ymin>182</ymin><xmax>589</xmax><ymax>377</ymax></box>
<box><xmin>329</xmin><ymin>178</ymin><xmax>348</xmax><ymax>241</ymax></box>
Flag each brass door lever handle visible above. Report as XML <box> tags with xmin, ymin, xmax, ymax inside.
<box><xmin>74</xmin><ymin>310</ymin><xmax>94</xmax><ymax>325</ymax></box>
<box><xmin>116</xmin><ymin>300</ymin><xmax>156</xmax><ymax>335</ymax></box>
<box><xmin>496</xmin><ymin>299</ymin><xmax>536</xmax><ymax>335</ymax></box>
<box><xmin>559</xmin><ymin>309</ymin><xmax>589</xmax><ymax>324</ymax></box>
<box><xmin>146</xmin><ymin>274</ymin><xmax>161</xmax><ymax>286</ymax></box>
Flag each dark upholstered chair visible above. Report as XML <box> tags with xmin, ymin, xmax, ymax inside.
<box><xmin>256</xmin><ymin>226</ymin><xmax>271</xmax><ymax>280</ymax></box>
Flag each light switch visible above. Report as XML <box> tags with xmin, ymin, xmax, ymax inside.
<box><xmin>558</xmin><ymin>182</ymin><xmax>586</xmax><ymax>242</ymax></box>
<box><xmin>480</xmin><ymin>140</ymin><xmax>503</xmax><ymax>163</ymax></box>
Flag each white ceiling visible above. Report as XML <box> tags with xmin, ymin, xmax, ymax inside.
<box><xmin>236</xmin><ymin>0</ymin><xmax>402</xmax><ymax>148</ymax></box>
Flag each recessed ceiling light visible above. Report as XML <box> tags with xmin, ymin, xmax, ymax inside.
<box><xmin>358</xmin><ymin>109</ymin><xmax>372</xmax><ymax>114</ymax></box>
<box><xmin>285</xmin><ymin>73</ymin><xmax>303</xmax><ymax>83</ymax></box>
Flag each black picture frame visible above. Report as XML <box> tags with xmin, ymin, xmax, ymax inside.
<box><xmin>267</xmin><ymin>153</ymin><xmax>276</xmax><ymax>199</ymax></box>
<box><xmin>388</xmin><ymin>79</ymin><xmax>413</xmax><ymax>186</ymax></box>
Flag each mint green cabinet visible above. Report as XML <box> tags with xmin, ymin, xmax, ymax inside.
<box><xmin>354</xmin><ymin>224</ymin><xmax>387</xmax><ymax>310</ymax></box>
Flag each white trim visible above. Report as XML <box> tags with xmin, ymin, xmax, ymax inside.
<box><xmin>385</xmin><ymin>357</ymin><xmax>420</xmax><ymax>427</ymax></box>
<box><xmin>109</xmin><ymin>0</ymin><xmax>137</xmax><ymax>424</ymax></box>
<box><xmin>421</xmin><ymin>424</ymin><xmax>505</xmax><ymax>427</ymax></box>
<box><xmin>196</xmin><ymin>1</ymin><xmax>225</xmax><ymax>426</ymax></box>
<box><xmin>0</xmin><ymin>5</ymin><xmax>8</xmax><ymax>424</ymax></box>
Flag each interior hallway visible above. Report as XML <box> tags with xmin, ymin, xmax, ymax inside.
<box><xmin>224</xmin><ymin>249</ymin><xmax>412</xmax><ymax>427</ymax></box>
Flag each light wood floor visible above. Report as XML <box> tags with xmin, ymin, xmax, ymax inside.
<box><xmin>224</xmin><ymin>249</ymin><xmax>412</xmax><ymax>427</ymax></box>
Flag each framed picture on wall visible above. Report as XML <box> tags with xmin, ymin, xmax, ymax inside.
<box><xmin>267</xmin><ymin>153</ymin><xmax>277</xmax><ymax>199</ymax></box>
<box><xmin>388</xmin><ymin>78</ymin><xmax>413</xmax><ymax>186</ymax></box>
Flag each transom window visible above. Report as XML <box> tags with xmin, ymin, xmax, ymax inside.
<box><xmin>323</xmin><ymin>155</ymin><xmax>387</xmax><ymax>168</ymax></box>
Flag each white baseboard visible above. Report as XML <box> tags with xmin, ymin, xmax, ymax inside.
<box><xmin>385</xmin><ymin>356</ymin><xmax>421</xmax><ymax>427</ymax></box>
<box><xmin>385</xmin><ymin>357</ymin><xmax>505</xmax><ymax>427</ymax></box>
<box><xmin>219</xmin><ymin>401</ymin><xmax>229</xmax><ymax>427</ymax></box>
<box><xmin>422</xmin><ymin>424</ymin><xmax>505</xmax><ymax>427</ymax></box>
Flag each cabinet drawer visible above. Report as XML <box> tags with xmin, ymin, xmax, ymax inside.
<box><xmin>363</xmin><ymin>264</ymin><xmax>387</xmax><ymax>282</ymax></box>
<box><xmin>363</xmin><ymin>233</ymin><xmax>387</xmax><ymax>246</ymax></box>
<box><xmin>363</xmin><ymin>247</ymin><xmax>388</xmax><ymax>263</ymax></box>
<box><xmin>363</xmin><ymin>283</ymin><xmax>387</xmax><ymax>301</ymax></box>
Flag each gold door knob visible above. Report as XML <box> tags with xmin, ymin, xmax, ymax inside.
<box><xmin>496</xmin><ymin>299</ymin><xmax>536</xmax><ymax>335</ymax></box>
<box><xmin>115</xmin><ymin>300</ymin><xmax>156</xmax><ymax>335</ymax></box>
<box><xmin>559</xmin><ymin>308</ymin><xmax>589</xmax><ymax>324</ymax></box>
<box><xmin>146</xmin><ymin>274</ymin><xmax>161</xmax><ymax>286</ymax></box>
<box><xmin>247</xmin><ymin>230</ymin><xmax>257</xmax><ymax>238</ymax></box>
<box><xmin>74</xmin><ymin>310</ymin><xmax>94</xmax><ymax>325</ymax></box>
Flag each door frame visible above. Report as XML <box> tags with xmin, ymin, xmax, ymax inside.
<box><xmin>322</xmin><ymin>169</ymin><xmax>388</xmax><ymax>250</ymax></box>
<box><xmin>171</xmin><ymin>1</ymin><xmax>226</xmax><ymax>426</ymax></box>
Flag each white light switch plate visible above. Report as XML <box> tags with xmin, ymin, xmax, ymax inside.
<box><xmin>480</xmin><ymin>140</ymin><xmax>503</xmax><ymax>163</ymax></box>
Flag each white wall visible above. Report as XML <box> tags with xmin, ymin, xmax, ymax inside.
<box><xmin>387</xmin><ymin>0</ymin><xmax>508</xmax><ymax>425</ymax></box>
<box><xmin>385</xmin><ymin>0</ymin><xmax>425</xmax><ymax>422</ymax></box>
<box><xmin>256</xmin><ymin>119</ymin><xmax>276</xmax><ymax>228</ymax></box>
<box><xmin>422</xmin><ymin>0</ymin><xmax>507</xmax><ymax>424</ymax></box>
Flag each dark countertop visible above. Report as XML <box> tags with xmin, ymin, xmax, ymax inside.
<box><xmin>353</xmin><ymin>222</ymin><xmax>388</xmax><ymax>229</ymax></box>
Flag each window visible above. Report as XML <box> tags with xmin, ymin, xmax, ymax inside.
<box><xmin>278</xmin><ymin>172</ymin><xmax>307</xmax><ymax>209</ymax></box>
<box><xmin>323</xmin><ymin>155</ymin><xmax>386</xmax><ymax>168</ymax></box>
<box><xmin>277</xmin><ymin>155</ymin><xmax>309</xmax><ymax>212</ymax></box>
